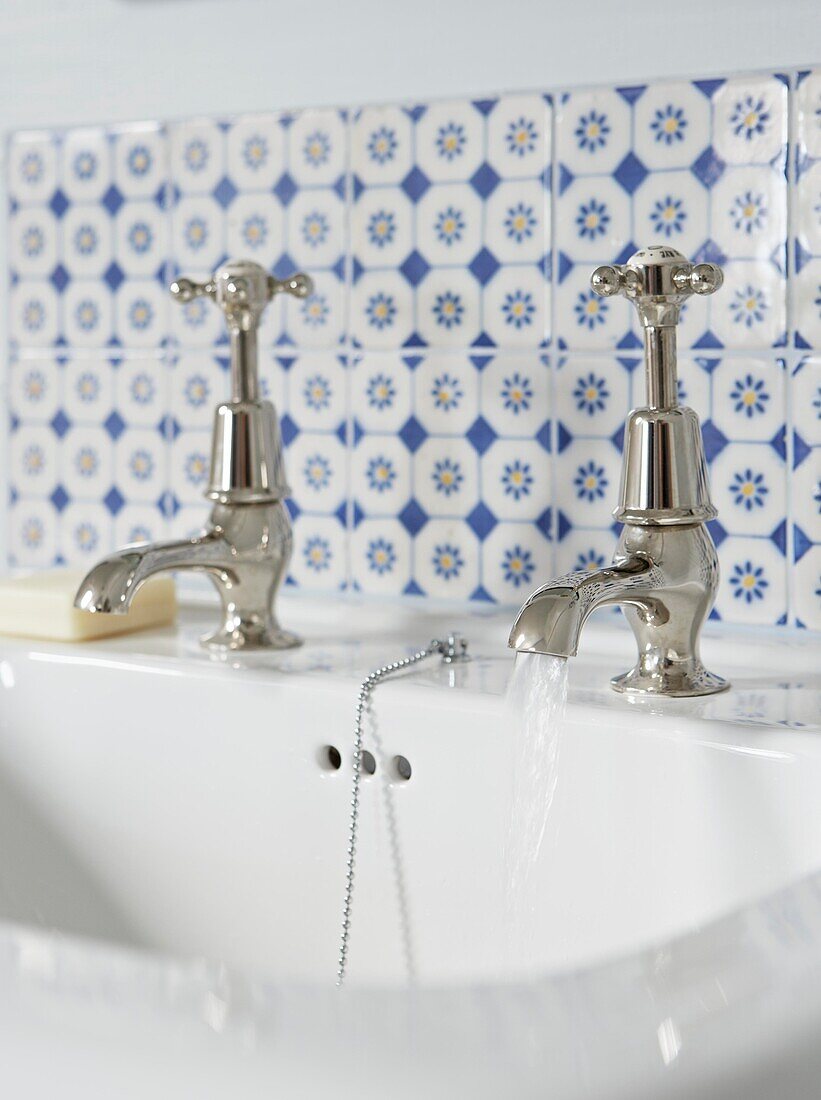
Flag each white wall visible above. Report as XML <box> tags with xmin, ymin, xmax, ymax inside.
<box><xmin>0</xmin><ymin>0</ymin><xmax>818</xmax><ymax>132</ymax></box>
<box><xmin>0</xmin><ymin>0</ymin><xmax>818</xmax><ymax>563</ymax></box>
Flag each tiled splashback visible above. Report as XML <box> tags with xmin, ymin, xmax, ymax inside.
<box><xmin>5</xmin><ymin>69</ymin><xmax>821</xmax><ymax>629</ymax></box>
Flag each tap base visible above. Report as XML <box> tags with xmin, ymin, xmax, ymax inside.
<box><xmin>611</xmin><ymin>662</ymin><xmax>729</xmax><ymax>698</ymax></box>
<box><xmin>201</xmin><ymin>623</ymin><xmax>302</xmax><ymax>652</ymax></box>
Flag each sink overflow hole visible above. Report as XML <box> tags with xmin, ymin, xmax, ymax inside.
<box><xmin>392</xmin><ymin>755</ymin><xmax>412</xmax><ymax>781</ymax></box>
<box><xmin>360</xmin><ymin>750</ymin><xmax>376</xmax><ymax>776</ymax></box>
<box><xmin>320</xmin><ymin>745</ymin><xmax>342</xmax><ymax>771</ymax></box>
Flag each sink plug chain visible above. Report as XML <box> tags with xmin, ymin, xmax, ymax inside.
<box><xmin>336</xmin><ymin>634</ymin><xmax>469</xmax><ymax>988</ymax></box>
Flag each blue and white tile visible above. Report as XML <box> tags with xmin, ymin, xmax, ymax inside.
<box><xmin>286</xmin><ymin>109</ymin><xmax>347</xmax><ymax>187</ymax></box>
<box><xmin>281</xmin><ymin>351</ymin><xmax>348</xmax><ymax>433</ymax></box>
<box><xmin>9</xmin><ymin>281</ymin><xmax>60</xmax><ymax>347</ymax></box>
<box><xmin>412</xmin><ymin>353</ymin><xmax>480</xmax><ymax>434</ymax></box>
<box><xmin>62</xmin><ymin>281</ymin><xmax>113</xmax><ymax>347</ymax></box>
<box><xmin>7</xmin><ymin>132</ymin><xmax>58</xmax><ymax>206</ymax></box>
<box><xmin>60</xmin><ymin>501</ymin><xmax>113</xmax><ymax>566</ymax></box>
<box><xmin>555</xmin><ymin>263</ymin><xmax>635</xmax><ymax>350</ymax></box>
<box><xmin>413</xmin><ymin>518</ymin><xmax>480</xmax><ymax>601</ymax></box>
<box><xmin>115</xmin><ymin>356</ymin><xmax>168</xmax><ymax>427</ymax></box>
<box><xmin>114</xmin><ymin>280</ymin><xmax>168</xmax><ymax>347</ymax></box>
<box><xmin>555</xmin><ymin>88</ymin><xmax>632</xmax><ymax>177</ymax></box>
<box><xmin>8</xmin><ymin>500</ymin><xmax>58</xmax><ymax>568</ymax></box>
<box><xmin>114</xmin><ymin>429</ymin><xmax>167</xmax><ymax>503</ymax></box>
<box><xmin>552</xmin><ymin>527</ymin><xmax>613</xmax><ymax>578</ymax></box>
<box><xmin>61</xmin><ymin>128</ymin><xmax>111</xmax><ymax>202</ymax></box>
<box><xmin>416</xmin><ymin>269</ymin><xmax>481</xmax><ymax>348</ymax></box>
<box><xmin>287</xmin><ymin>188</ymin><xmax>346</xmax><ymax>271</ymax></box>
<box><xmin>710</xmin><ymin>167</ymin><xmax>786</xmax><ymax>262</ymax></box>
<box><xmin>412</xmin><ymin>438</ymin><xmax>479</xmax><ymax>520</ymax></box>
<box><xmin>793</xmin><ymin>79</ymin><xmax>821</xmax><ymax>350</ymax></box>
<box><xmin>352</xmin><ymin>106</ymin><xmax>413</xmax><ymax>187</ymax></box>
<box><xmin>349</xmin><ymin>434</ymin><xmax>411</xmax><ymax>516</ymax></box>
<box><xmin>485</xmin><ymin>94</ymin><xmax>550</xmax><ymax>180</ymax></box>
<box><xmin>484</xmin><ymin>178</ymin><xmax>548</xmax><ymax>265</ymax></box>
<box><xmin>112</xmin><ymin>124</ymin><xmax>168</xmax><ymax>201</ymax></box>
<box><xmin>482</xmin><ymin>265</ymin><xmax>547</xmax><ymax>348</ymax></box>
<box><xmin>62</xmin><ymin>205</ymin><xmax>114</xmax><ymax>278</ymax></box>
<box><xmin>284</xmin><ymin>271</ymin><xmax>345</xmax><ymax>348</ymax></box>
<box><xmin>225</xmin><ymin>113</ymin><xmax>285</xmax><ymax>192</ymax></box>
<box><xmin>351</xmin><ymin>519</ymin><xmax>412</xmax><ymax>595</ymax></box>
<box><xmin>554</xmin><ymin>355</ymin><xmax>632</xmax><ymax>438</ymax></box>
<box><xmin>113</xmin><ymin>504</ymin><xmax>168</xmax><ymax>548</ymax></box>
<box><xmin>225</xmin><ymin>193</ymin><xmax>283</xmax><ymax>269</ymax></box>
<box><xmin>554</xmin><ymin>436</ymin><xmax>622</xmax><ymax>528</ymax></box>
<box><xmin>8</xmin><ymin>206</ymin><xmax>58</xmax><ymax>278</ymax></box>
<box><xmin>709</xmin><ymin>443</ymin><xmax>787</xmax><ymax>538</ymax></box>
<box><xmin>171</xmin><ymin>195</ymin><xmax>226</xmax><ymax>275</ymax></box>
<box><xmin>793</xmin><ymin>546</ymin><xmax>821</xmax><ymax>630</ymax></box>
<box><xmin>480</xmin><ymin>522</ymin><xmax>552</xmax><ymax>604</ymax></box>
<box><xmin>169</xmin><ymin>430</ymin><xmax>211</xmax><ymax>507</ymax></box>
<box><xmin>711</xmin><ymin>262</ymin><xmax>786</xmax><ymax>349</ymax></box>
<box><xmin>555</xmin><ymin>175</ymin><xmax>631</xmax><ymax>266</ymax></box>
<box><xmin>351</xmin><ymin>185</ymin><xmax>413</xmax><ymax>268</ymax></box>
<box><xmin>712</xmin><ymin>76</ymin><xmax>788</xmax><ymax>167</ymax></box>
<box><xmin>791</xmin><ymin>357</ymin><xmax>821</xmax><ymax>625</ymax></box>
<box><xmin>415</xmin><ymin>100</ymin><xmax>485</xmax><ymax>184</ymax></box>
<box><xmin>350</xmin><ymin>351</ymin><xmax>413</xmax><ymax>434</ymax></box>
<box><xmin>9</xmin><ymin>355</ymin><xmax>62</xmax><ymax>423</ymax></box>
<box><xmin>481</xmin><ymin>353</ymin><xmax>551</xmax><ymax>439</ymax></box>
<box><xmin>632</xmin><ymin>81</ymin><xmax>710</xmax><ymax>172</ymax></box>
<box><xmin>62</xmin><ymin>357</ymin><xmax>115</xmax><ymax>421</ymax></box>
<box><xmin>171</xmin><ymin>352</ymin><xmax>227</xmax><ymax>429</ymax></box>
<box><xmin>61</xmin><ymin>426</ymin><xmax>114</xmax><ymax>498</ymax></box>
<box><xmin>114</xmin><ymin>201</ymin><xmax>169</xmax><ymax>278</ymax></box>
<box><xmin>288</xmin><ymin>433</ymin><xmax>348</xmax><ymax>515</ymax></box>
<box><xmin>632</xmin><ymin>171</ymin><xmax>709</xmax><ymax>258</ymax></box>
<box><xmin>714</xmin><ymin>535</ymin><xmax>787</xmax><ymax>625</ymax></box>
<box><xmin>170</xmin><ymin>119</ymin><xmax>226</xmax><ymax>195</ymax></box>
<box><xmin>10</xmin><ymin>425</ymin><xmax>58</xmax><ymax>494</ymax></box>
<box><xmin>481</xmin><ymin>439</ymin><xmax>550</xmax><ymax>522</ymax></box>
<box><xmin>351</xmin><ymin>271</ymin><xmax>414</xmax><ymax>350</ymax></box>
<box><xmin>289</xmin><ymin>514</ymin><xmax>347</xmax><ymax>590</ymax></box>
<box><xmin>709</xmin><ymin>357</ymin><xmax>786</xmax><ymax>444</ymax></box>
<box><xmin>415</xmin><ymin>183</ymin><xmax>482</xmax><ymax>267</ymax></box>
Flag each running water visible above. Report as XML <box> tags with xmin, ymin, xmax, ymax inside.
<box><xmin>504</xmin><ymin>650</ymin><xmax>569</xmax><ymax>966</ymax></box>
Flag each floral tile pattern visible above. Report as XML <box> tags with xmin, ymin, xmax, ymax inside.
<box><xmin>4</xmin><ymin>69</ymin><xmax>819</xmax><ymax>633</ymax></box>
<box><xmin>554</xmin><ymin>75</ymin><xmax>788</xmax><ymax>352</ymax></box>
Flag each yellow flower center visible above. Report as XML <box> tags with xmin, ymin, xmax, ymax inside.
<box><xmin>585</xmin><ymin>213</ymin><xmax>599</xmax><ymax>229</ymax></box>
<box><xmin>744</xmin><ymin>111</ymin><xmax>758</xmax><ymax>128</ymax></box>
<box><xmin>664</xmin><ymin>117</ymin><xmax>678</xmax><ymax>133</ymax></box>
<box><xmin>742</xmin><ymin>573</ymin><xmax>755</xmax><ymax>589</ymax></box>
<box><xmin>743</xmin><ymin>390</ymin><xmax>756</xmax><ymax>405</ymax></box>
<box><xmin>586</xmin><ymin>386</ymin><xmax>598</xmax><ymax>400</ymax></box>
<box><xmin>586</xmin><ymin>300</ymin><xmax>599</xmax><ymax>315</ymax></box>
<box><xmin>587</xmin><ymin>122</ymin><xmax>600</xmax><ymax>138</ymax></box>
<box><xmin>585</xmin><ymin>475</ymin><xmax>597</xmax><ymax>489</ymax></box>
<box><xmin>741</xmin><ymin>482</ymin><xmax>753</xmax><ymax>496</ymax></box>
<box><xmin>510</xmin><ymin>557</ymin><xmax>522</xmax><ymax>572</ymax></box>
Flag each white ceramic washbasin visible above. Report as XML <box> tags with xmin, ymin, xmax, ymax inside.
<box><xmin>0</xmin><ymin>593</ymin><xmax>818</xmax><ymax>1098</ymax></box>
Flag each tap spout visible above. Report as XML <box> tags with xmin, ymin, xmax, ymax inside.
<box><xmin>74</xmin><ymin>531</ymin><xmax>228</xmax><ymax>614</ymax></box>
<box><xmin>509</xmin><ymin>555</ymin><xmax>657</xmax><ymax>658</ymax></box>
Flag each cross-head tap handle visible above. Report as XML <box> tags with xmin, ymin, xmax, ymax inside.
<box><xmin>590</xmin><ymin>246</ymin><xmax>723</xmax><ymax>409</ymax></box>
<box><xmin>170</xmin><ymin>259</ymin><xmax>313</xmax><ymax>403</ymax></box>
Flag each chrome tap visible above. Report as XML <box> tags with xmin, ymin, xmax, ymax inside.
<box><xmin>509</xmin><ymin>246</ymin><xmax>729</xmax><ymax>697</ymax></box>
<box><xmin>74</xmin><ymin>259</ymin><xmax>312</xmax><ymax>651</ymax></box>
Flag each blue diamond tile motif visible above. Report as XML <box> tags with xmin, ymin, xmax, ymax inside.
<box><xmin>49</xmin><ymin>189</ymin><xmax>70</xmax><ymax>218</ymax></box>
<box><xmin>701</xmin><ymin>419</ymin><xmax>728</xmax><ymax>462</ymax></box>
<box><xmin>399</xmin><ymin>250</ymin><xmax>431</xmax><ymax>287</ymax></box>
<box><xmin>157</xmin><ymin>491</ymin><xmax>180</xmax><ymax>518</ymax></box>
<box><xmin>104</xmin><ymin>410</ymin><xmax>126</xmax><ymax>440</ymax></box>
<box><xmin>401</xmin><ymin>167</ymin><xmax>431</xmax><ymax>202</ymax></box>
<box><xmin>468</xmin><ymin>248</ymin><xmax>500</xmax><ymax>285</ymax></box>
<box><xmin>157</xmin><ymin>414</ymin><xmax>180</xmax><ymax>441</ymax></box>
<box><xmin>399</xmin><ymin>498</ymin><xmax>428</xmax><ymax>535</ymax></box>
<box><xmin>691</xmin><ymin>145</ymin><xmax>726</xmax><ymax>188</ymax></box>
<box><xmin>273</xmin><ymin>172</ymin><xmax>298</xmax><ymax>206</ymax></box>
<box><xmin>49</xmin><ymin>484</ymin><xmax>69</xmax><ymax>512</ymax></box>
<box><xmin>467</xmin><ymin>503</ymin><xmax>497</xmax><ymax>540</ymax></box>
<box><xmin>399</xmin><ymin>415</ymin><xmax>427</xmax><ymax>453</ymax></box>
<box><xmin>50</xmin><ymin>409</ymin><xmax>71</xmax><ymax>438</ymax></box>
<box><xmin>285</xmin><ymin>497</ymin><xmax>300</xmax><ymax>521</ymax></box>
<box><xmin>102</xmin><ymin>184</ymin><xmax>124</xmax><ymax>216</ymax></box>
<box><xmin>104</xmin><ymin>261</ymin><xmax>125</xmax><ymax>292</ymax></box>
<box><xmin>280</xmin><ymin>413</ymin><xmax>299</xmax><ymax>446</ymax></box>
<box><xmin>103</xmin><ymin>486</ymin><xmax>125</xmax><ymax>516</ymax></box>
<box><xmin>466</xmin><ymin>416</ymin><xmax>497</xmax><ymax>455</ymax></box>
<box><xmin>469</xmin><ymin>162</ymin><xmax>500</xmax><ymax>198</ymax></box>
<box><xmin>273</xmin><ymin>251</ymin><xmax>299</xmax><ymax>279</ymax></box>
<box><xmin>50</xmin><ymin>264</ymin><xmax>70</xmax><ymax>292</ymax></box>
<box><xmin>213</xmin><ymin>176</ymin><xmax>238</xmax><ymax>208</ymax></box>
<box><xmin>613</xmin><ymin>153</ymin><xmax>648</xmax><ymax>194</ymax></box>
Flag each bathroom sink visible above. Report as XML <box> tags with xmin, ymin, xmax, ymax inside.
<box><xmin>0</xmin><ymin>595</ymin><xmax>819</xmax><ymax>1098</ymax></box>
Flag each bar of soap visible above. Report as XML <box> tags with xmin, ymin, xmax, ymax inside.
<box><xmin>0</xmin><ymin>569</ymin><xmax>177</xmax><ymax>642</ymax></box>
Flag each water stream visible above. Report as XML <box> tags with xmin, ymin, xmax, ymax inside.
<box><xmin>504</xmin><ymin>651</ymin><xmax>569</xmax><ymax>966</ymax></box>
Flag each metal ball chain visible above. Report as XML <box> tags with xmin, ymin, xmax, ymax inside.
<box><xmin>336</xmin><ymin>637</ymin><xmax>467</xmax><ymax>988</ymax></box>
